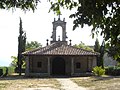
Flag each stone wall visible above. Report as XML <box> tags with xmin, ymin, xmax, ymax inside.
<box><xmin>74</xmin><ymin>56</ymin><xmax>88</xmax><ymax>73</ymax></box>
<box><xmin>29</xmin><ymin>56</ymin><xmax>48</xmax><ymax>73</ymax></box>
<box><xmin>27</xmin><ymin>55</ymin><xmax>97</xmax><ymax>76</ymax></box>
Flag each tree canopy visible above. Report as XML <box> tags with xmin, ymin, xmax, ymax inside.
<box><xmin>0</xmin><ymin>0</ymin><xmax>40</xmax><ymax>11</ymax></box>
<box><xmin>26</xmin><ymin>41</ymin><xmax>42</xmax><ymax>51</ymax></box>
<box><xmin>94</xmin><ymin>39</ymin><xmax>105</xmax><ymax>67</ymax></box>
<box><xmin>17</xmin><ymin>18</ymin><xmax>26</xmax><ymax>75</ymax></box>
<box><xmin>49</xmin><ymin>0</ymin><xmax>120</xmax><ymax>59</ymax></box>
<box><xmin>1</xmin><ymin>0</ymin><xmax>119</xmax><ymax>60</ymax></box>
<box><xmin>73</xmin><ymin>41</ymin><xmax>94</xmax><ymax>51</ymax></box>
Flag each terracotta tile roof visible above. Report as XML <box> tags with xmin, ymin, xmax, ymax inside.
<box><xmin>23</xmin><ymin>42</ymin><xmax>99</xmax><ymax>56</ymax></box>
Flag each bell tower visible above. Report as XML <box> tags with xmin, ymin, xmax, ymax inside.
<box><xmin>51</xmin><ymin>16</ymin><xmax>67</xmax><ymax>43</ymax></box>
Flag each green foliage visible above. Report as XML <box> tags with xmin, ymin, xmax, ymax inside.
<box><xmin>26</xmin><ymin>41</ymin><xmax>42</xmax><ymax>51</ymax></box>
<box><xmin>10</xmin><ymin>56</ymin><xmax>17</xmax><ymax>67</ymax></box>
<box><xmin>92</xmin><ymin>66</ymin><xmax>105</xmax><ymax>76</ymax></box>
<box><xmin>18</xmin><ymin>17</ymin><xmax>26</xmax><ymax>53</ymax></box>
<box><xmin>10</xmin><ymin>56</ymin><xmax>25</xmax><ymax>68</ymax></box>
<box><xmin>0</xmin><ymin>69</ymin><xmax>3</xmax><ymax>76</ymax></box>
<box><xmin>18</xmin><ymin>18</ymin><xmax>26</xmax><ymax>75</ymax></box>
<box><xmin>94</xmin><ymin>38</ymin><xmax>100</xmax><ymax>52</ymax></box>
<box><xmin>0</xmin><ymin>67</ymin><xmax>15</xmax><ymax>76</ymax></box>
<box><xmin>107</xmin><ymin>46</ymin><xmax>120</xmax><ymax>62</ymax></box>
<box><xmin>98</xmin><ymin>41</ymin><xmax>105</xmax><ymax>67</ymax></box>
<box><xmin>0</xmin><ymin>67</ymin><xmax>6</xmax><ymax>74</ymax></box>
<box><xmin>49</xmin><ymin>0</ymin><xmax>120</xmax><ymax>60</ymax></box>
<box><xmin>94</xmin><ymin>38</ymin><xmax>102</xmax><ymax>66</ymax></box>
<box><xmin>73</xmin><ymin>41</ymin><xmax>94</xmax><ymax>51</ymax></box>
<box><xmin>0</xmin><ymin>0</ymin><xmax>40</xmax><ymax>11</ymax></box>
<box><xmin>94</xmin><ymin>39</ymin><xmax>105</xmax><ymax>67</ymax></box>
<box><xmin>7</xmin><ymin>67</ymin><xmax>15</xmax><ymax>75</ymax></box>
<box><xmin>105</xmin><ymin>66</ymin><xmax>120</xmax><ymax>76</ymax></box>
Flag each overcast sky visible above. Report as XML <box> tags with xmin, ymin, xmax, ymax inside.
<box><xmin>0</xmin><ymin>1</ymin><xmax>103</xmax><ymax>66</ymax></box>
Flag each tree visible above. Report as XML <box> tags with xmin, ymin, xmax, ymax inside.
<box><xmin>99</xmin><ymin>40</ymin><xmax>105</xmax><ymax>68</ymax></box>
<box><xmin>0</xmin><ymin>0</ymin><xmax>40</xmax><ymax>11</ymax></box>
<box><xmin>73</xmin><ymin>41</ymin><xmax>94</xmax><ymax>51</ymax></box>
<box><xmin>94</xmin><ymin>38</ymin><xmax>100</xmax><ymax>52</ymax></box>
<box><xmin>17</xmin><ymin>17</ymin><xmax>26</xmax><ymax>75</ymax></box>
<box><xmin>26</xmin><ymin>41</ymin><xmax>42</xmax><ymax>51</ymax></box>
<box><xmin>94</xmin><ymin>38</ymin><xmax>104</xmax><ymax>67</ymax></box>
<box><xmin>94</xmin><ymin>38</ymin><xmax>100</xmax><ymax>66</ymax></box>
<box><xmin>49</xmin><ymin>0</ymin><xmax>120</xmax><ymax>60</ymax></box>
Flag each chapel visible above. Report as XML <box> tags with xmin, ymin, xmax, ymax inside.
<box><xmin>23</xmin><ymin>17</ymin><xmax>99</xmax><ymax>77</ymax></box>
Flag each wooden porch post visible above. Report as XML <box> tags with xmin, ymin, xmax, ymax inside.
<box><xmin>47</xmin><ymin>57</ymin><xmax>50</xmax><ymax>76</ymax></box>
<box><xmin>71</xmin><ymin>58</ymin><xmax>74</xmax><ymax>76</ymax></box>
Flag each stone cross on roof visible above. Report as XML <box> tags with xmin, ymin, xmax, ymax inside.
<box><xmin>58</xmin><ymin>13</ymin><xmax>62</xmax><ymax>20</ymax></box>
<box><xmin>58</xmin><ymin>36</ymin><xmax>60</xmax><ymax>41</ymax></box>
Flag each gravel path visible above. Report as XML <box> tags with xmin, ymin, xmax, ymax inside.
<box><xmin>57</xmin><ymin>78</ymin><xmax>88</xmax><ymax>90</ymax></box>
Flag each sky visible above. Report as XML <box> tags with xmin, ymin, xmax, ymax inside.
<box><xmin>0</xmin><ymin>1</ymin><xmax>103</xmax><ymax>66</ymax></box>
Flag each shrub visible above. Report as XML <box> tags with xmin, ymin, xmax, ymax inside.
<box><xmin>105</xmin><ymin>66</ymin><xmax>120</xmax><ymax>76</ymax></box>
<box><xmin>0</xmin><ymin>67</ymin><xmax>6</xmax><ymax>74</ymax></box>
<box><xmin>0</xmin><ymin>66</ymin><xmax>15</xmax><ymax>76</ymax></box>
<box><xmin>92</xmin><ymin>66</ymin><xmax>105</xmax><ymax>76</ymax></box>
<box><xmin>8</xmin><ymin>67</ymin><xmax>15</xmax><ymax>75</ymax></box>
<box><xmin>0</xmin><ymin>69</ymin><xmax>3</xmax><ymax>76</ymax></box>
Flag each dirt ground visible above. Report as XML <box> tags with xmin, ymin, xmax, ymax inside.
<box><xmin>71</xmin><ymin>76</ymin><xmax>120</xmax><ymax>90</ymax></box>
<box><xmin>0</xmin><ymin>75</ymin><xmax>61</xmax><ymax>90</ymax></box>
<box><xmin>0</xmin><ymin>75</ymin><xmax>120</xmax><ymax>90</ymax></box>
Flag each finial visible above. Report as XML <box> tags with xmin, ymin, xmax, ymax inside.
<box><xmin>46</xmin><ymin>39</ymin><xmax>49</xmax><ymax>46</ymax></box>
<box><xmin>58</xmin><ymin>36</ymin><xmax>60</xmax><ymax>41</ymax></box>
<box><xmin>69</xmin><ymin>39</ymin><xmax>72</xmax><ymax>46</ymax></box>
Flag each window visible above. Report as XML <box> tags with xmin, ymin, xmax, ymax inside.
<box><xmin>76</xmin><ymin>62</ymin><xmax>81</xmax><ymax>69</ymax></box>
<box><xmin>37</xmin><ymin>62</ymin><xmax>42</xmax><ymax>68</ymax></box>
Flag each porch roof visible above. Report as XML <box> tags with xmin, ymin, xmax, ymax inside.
<box><xmin>23</xmin><ymin>42</ymin><xmax>99</xmax><ymax>56</ymax></box>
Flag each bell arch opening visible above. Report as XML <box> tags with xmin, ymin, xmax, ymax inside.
<box><xmin>56</xmin><ymin>26</ymin><xmax>62</xmax><ymax>41</ymax></box>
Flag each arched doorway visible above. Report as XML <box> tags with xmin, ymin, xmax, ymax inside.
<box><xmin>52</xmin><ymin>57</ymin><xmax>65</xmax><ymax>75</ymax></box>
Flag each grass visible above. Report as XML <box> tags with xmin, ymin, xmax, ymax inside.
<box><xmin>0</xmin><ymin>75</ymin><xmax>61</xmax><ymax>90</ymax></box>
<box><xmin>71</xmin><ymin>76</ymin><xmax>120</xmax><ymax>90</ymax></box>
